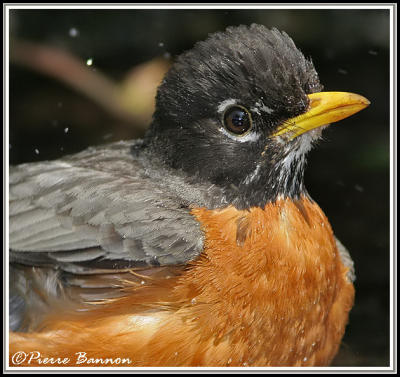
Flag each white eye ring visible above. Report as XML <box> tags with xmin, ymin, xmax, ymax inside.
<box><xmin>217</xmin><ymin>98</ymin><xmax>260</xmax><ymax>142</ymax></box>
<box><xmin>217</xmin><ymin>98</ymin><xmax>239</xmax><ymax>113</ymax></box>
<box><xmin>218</xmin><ymin>126</ymin><xmax>260</xmax><ymax>143</ymax></box>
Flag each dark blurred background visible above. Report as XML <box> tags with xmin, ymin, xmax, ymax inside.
<box><xmin>8</xmin><ymin>8</ymin><xmax>391</xmax><ymax>367</ymax></box>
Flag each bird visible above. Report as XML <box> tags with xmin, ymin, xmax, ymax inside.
<box><xmin>8</xmin><ymin>24</ymin><xmax>369</xmax><ymax>367</ymax></box>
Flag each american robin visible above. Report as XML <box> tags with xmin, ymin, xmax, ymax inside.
<box><xmin>9</xmin><ymin>24</ymin><xmax>369</xmax><ymax>367</ymax></box>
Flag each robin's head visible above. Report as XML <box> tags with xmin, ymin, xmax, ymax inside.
<box><xmin>145</xmin><ymin>24</ymin><xmax>369</xmax><ymax>208</ymax></box>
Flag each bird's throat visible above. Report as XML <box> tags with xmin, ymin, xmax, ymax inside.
<box><xmin>231</xmin><ymin>153</ymin><xmax>307</xmax><ymax>209</ymax></box>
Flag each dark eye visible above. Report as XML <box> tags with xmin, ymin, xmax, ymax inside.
<box><xmin>223</xmin><ymin>106</ymin><xmax>252</xmax><ymax>135</ymax></box>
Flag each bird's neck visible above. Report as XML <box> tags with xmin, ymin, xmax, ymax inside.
<box><xmin>137</xmin><ymin>137</ymin><xmax>309</xmax><ymax>210</ymax></box>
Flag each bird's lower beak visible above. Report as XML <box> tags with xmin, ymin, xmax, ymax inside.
<box><xmin>273</xmin><ymin>91</ymin><xmax>370</xmax><ymax>139</ymax></box>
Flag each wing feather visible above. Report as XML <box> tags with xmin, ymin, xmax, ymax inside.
<box><xmin>10</xmin><ymin>141</ymin><xmax>205</xmax><ymax>269</ymax></box>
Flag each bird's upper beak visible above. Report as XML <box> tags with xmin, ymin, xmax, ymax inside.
<box><xmin>273</xmin><ymin>91</ymin><xmax>370</xmax><ymax>139</ymax></box>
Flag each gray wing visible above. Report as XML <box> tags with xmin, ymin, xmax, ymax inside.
<box><xmin>9</xmin><ymin>141</ymin><xmax>207</xmax><ymax>330</ymax></box>
<box><xmin>335</xmin><ymin>236</ymin><xmax>355</xmax><ymax>283</ymax></box>
<box><xmin>9</xmin><ymin>140</ymin><xmax>205</xmax><ymax>273</ymax></box>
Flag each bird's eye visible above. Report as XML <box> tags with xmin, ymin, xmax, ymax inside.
<box><xmin>223</xmin><ymin>106</ymin><xmax>252</xmax><ymax>135</ymax></box>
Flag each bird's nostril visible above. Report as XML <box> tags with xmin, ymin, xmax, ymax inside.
<box><xmin>309</xmin><ymin>98</ymin><xmax>321</xmax><ymax>109</ymax></box>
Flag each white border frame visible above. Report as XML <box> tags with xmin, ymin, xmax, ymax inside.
<box><xmin>3</xmin><ymin>3</ymin><xmax>396</xmax><ymax>373</ymax></box>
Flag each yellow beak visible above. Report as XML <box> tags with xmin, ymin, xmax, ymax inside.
<box><xmin>273</xmin><ymin>91</ymin><xmax>370</xmax><ymax>139</ymax></box>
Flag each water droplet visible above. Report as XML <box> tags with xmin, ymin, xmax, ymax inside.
<box><xmin>64</xmin><ymin>127</ymin><xmax>69</xmax><ymax>133</ymax></box>
<box><xmin>86</xmin><ymin>58</ymin><xmax>93</xmax><ymax>66</ymax></box>
<box><xmin>69</xmin><ymin>27</ymin><xmax>79</xmax><ymax>38</ymax></box>
<box><xmin>191</xmin><ymin>298</ymin><xmax>197</xmax><ymax>305</ymax></box>
<box><xmin>140</xmin><ymin>280</ymin><xmax>145</xmax><ymax>285</ymax></box>
<box><xmin>338</xmin><ymin>68</ymin><xmax>348</xmax><ymax>75</ymax></box>
<box><xmin>174</xmin><ymin>352</ymin><xmax>178</xmax><ymax>356</ymax></box>
<box><xmin>158</xmin><ymin>42</ymin><xmax>164</xmax><ymax>47</ymax></box>
<box><xmin>354</xmin><ymin>184</ymin><xmax>364</xmax><ymax>192</ymax></box>
<box><xmin>34</xmin><ymin>148</ymin><xmax>39</xmax><ymax>155</ymax></box>
<box><xmin>227</xmin><ymin>358</ymin><xmax>232</xmax><ymax>365</ymax></box>
<box><xmin>368</xmin><ymin>49</ymin><xmax>378</xmax><ymax>56</ymax></box>
<box><xmin>311</xmin><ymin>342</ymin><xmax>316</xmax><ymax>347</ymax></box>
<box><xmin>102</xmin><ymin>133</ymin><xmax>113</xmax><ymax>140</ymax></box>
<box><xmin>303</xmin><ymin>357</ymin><xmax>308</xmax><ymax>362</ymax></box>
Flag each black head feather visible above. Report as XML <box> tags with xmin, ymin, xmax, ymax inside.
<box><xmin>143</xmin><ymin>24</ymin><xmax>324</xmax><ymax>209</ymax></box>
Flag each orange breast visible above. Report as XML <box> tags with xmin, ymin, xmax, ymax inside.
<box><xmin>182</xmin><ymin>197</ymin><xmax>355</xmax><ymax>366</ymax></box>
<box><xmin>9</xmin><ymin>197</ymin><xmax>354</xmax><ymax>367</ymax></box>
